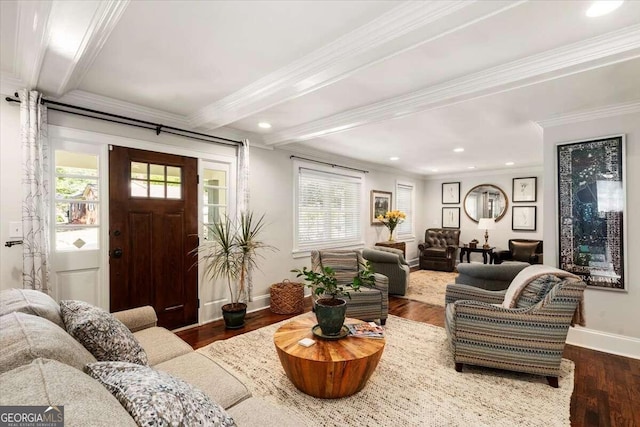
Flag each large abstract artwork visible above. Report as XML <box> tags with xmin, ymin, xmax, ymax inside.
<box><xmin>557</xmin><ymin>136</ymin><xmax>625</xmax><ymax>291</ymax></box>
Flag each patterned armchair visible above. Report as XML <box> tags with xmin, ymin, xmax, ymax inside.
<box><xmin>418</xmin><ymin>229</ymin><xmax>460</xmax><ymax>272</ymax></box>
<box><xmin>311</xmin><ymin>250</ymin><xmax>389</xmax><ymax>325</ymax></box>
<box><xmin>445</xmin><ymin>266</ymin><xmax>586</xmax><ymax>387</ymax></box>
<box><xmin>362</xmin><ymin>246</ymin><xmax>410</xmax><ymax>296</ymax></box>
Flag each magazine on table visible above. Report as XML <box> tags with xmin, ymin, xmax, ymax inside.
<box><xmin>346</xmin><ymin>321</ymin><xmax>384</xmax><ymax>339</ymax></box>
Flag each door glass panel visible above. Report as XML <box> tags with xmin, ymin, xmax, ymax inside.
<box><xmin>150</xmin><ymin>181</ymin><xmax>165</xmax><ymax>198</ymax></box>
<box><xmin>167</xmin><ymin>166</ymin><xmax>181</xmax><ymax>183</ymax></box>
<box><xmin>55</xmin><ymin>149</ymin><xmax>100</xmax><ymax>251</ymax></box>
<box><xmin>56</xmin><ymin>151</ymin><xmax>98</xmax><ymax>176</ymax></box>
<box><xmin>131</xmin><ymin>162</ymin><xmax>147</xmax><ymax>179</ymax></box>
<box><xmin>167</xmin><ymin>182</ymin><xmax>181</xmax><ymax>199</ymax></box>
<box><xmin>203</xmin><ymin>169</ymin><xmax>226</xmax><ymax>186</ymax></box>
<box><xmin>150</xmin><ymin>164</ymin><xmax>165</xmax><ymax>181</ymax></box>
<box><xmin>131</xmin><ymin>162</ymin><xmax>181</xmax><ymax>199</ymax></box>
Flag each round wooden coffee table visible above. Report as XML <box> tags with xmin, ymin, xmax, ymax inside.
<box><xmin>273</xmin><ymin>314</ymin><xmax>385</xmax><ymax>399</ymax></box>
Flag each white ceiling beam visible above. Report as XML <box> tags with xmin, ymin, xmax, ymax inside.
<box><xmin>51</xmin><ymin>0</ymin><xmax>130</xmax><ymax>97</ymax></box>
<box><xmin>536</xmin><ymin>100</ymin><xmax>640</xmax><ymax>128</ymax></box>
<box><xmin>264</xmin><ymin>24</ymin><xmax>640</xmax><ymax>146</ymax></box>
<box><xmin>14</xmin><ymin>0</ymin><xmax>53</xmax><ymax>89</ymax></box>
<box><xmin>189</xmin><ymin>0</ymin><xmax>526</xmax><ymax>130</ymax></box>
<box><xmin>36</xmin><ymin>0</ymin><xmax>129</xmax><ymax>97</ymax></box>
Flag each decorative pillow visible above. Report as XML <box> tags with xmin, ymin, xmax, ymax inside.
<box><xmin>0</xmin><ymin>288</ymin><xmax>64</xmax><ymax>328</ymax></box>
<box><xmin>0</xmin><ymin>312</ymin><xmax>96</xmax><ymax>374</ymax></box>
<box><xmin>515</xmin><ymin>275</ymin><xmax>562</xmax><ymax>308</ymax></box>
<box><xmin>60</xmin><ymin>300</ymin><xmax>147</xmax><ymax>365</ymax></box>
<box><xmin>86</xmin><ymin>361</ymin><xmax>236</xmax><ymax>427</ymax></box>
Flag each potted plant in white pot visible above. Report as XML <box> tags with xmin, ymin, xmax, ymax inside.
<box><xmin>198</xmin><ymin>212</ymin><xmax>273</xmax><ymax>329</ymax></box>
<box><xmin>292</xmin><ymin>262</ymin><xmax>375</xmax><ymax>336</ymax></box>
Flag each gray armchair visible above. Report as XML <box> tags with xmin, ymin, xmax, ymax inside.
<box><xmin>310</xmin><ymin>250</ymin><xmax>389</xmax><ymax>325</ymax></box>
<box><xmin>445</xmin><ymin>268</ymin><xmax>586</xmax><ymax>387</ymax></box>
<box><xmin>362</xmin><ymin>247</ymin><xmax>410</xmax><ymax>296</ymax></box>
<box><xmin>455</xmin><ymin>261</ymin><xmax>530</xmax><ymax>291</ymax></box>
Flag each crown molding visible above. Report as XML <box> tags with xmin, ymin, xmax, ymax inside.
<box><xmin>54</xmin><ymin>0</ymin><xmax>130</xmax><ymax>96</ymax></box>
<box><xmin>536</xmin><ymin>100</ymin><xmax>640</xmax><ymax>128</ymax></box>
<box><xmin>189</xmin><ymin>1</ymin><xmax>525</xmax><ymax>130</ymax></box>
<box><xmin>265</xmin><ymin>24</ymin><xmax>640</xmax><ymax>146</ymax></box>
<box><xmin>423</xmin><ymin>165</ymin><xmax>543</xmax><ymax>181</ymax></box>
<box><xmin>15</xmin><ymin>1</ymin><xmax>52</xmax><ymax>88</ymax></box>
<box><xmin>55</xmin><ymin>90</ymin><xmax>255</xmax><ymax>144</ymax></box>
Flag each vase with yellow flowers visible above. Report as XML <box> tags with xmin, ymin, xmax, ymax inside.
<box><xmin>377</xmin><ymin>210</ymin><xmax>406</xmax><ymax>242</ymax></box>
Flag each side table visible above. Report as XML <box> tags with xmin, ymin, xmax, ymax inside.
<box><xmin>375</xmin><ymin>241</ymin><xmax>406</xmax><ymax>258</ymax></box>
<box><xmin>459</xmin><ymin>246</ymin><xmax>495</xmax><ymax>264</ymax></box>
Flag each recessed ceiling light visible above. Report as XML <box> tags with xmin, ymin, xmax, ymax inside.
<box><xmin>467</xmin><ymin>166</ymin><xmax>476</xmax><ymax>169</ymax></box>
<box><xmin>258</xmin><ymin>122</ymin><xmax>272</xmax><ymax>129</ymax></box>
<box><xmin>431</xmin><ymin>168</ymin><xmax>439</xmax><ymax>172</ymax></box>
<box><xmin>453</xmin><ymin>148</ymin><xmax>464</xmax><ymax>153</ymax></box>
<box><xmin>586</xmin><ymin>0</ymin><xmax>623</xmax><ymax>17</ymax></box>
<box><xmin>505</xmin><ymin>162</ymin><xmax>515</xmax><ymax>166</ymax></box>
<box><xmin>389</xmin><ymin>156</ymin><xmax>399</xmax><ymax>161</ymax></box>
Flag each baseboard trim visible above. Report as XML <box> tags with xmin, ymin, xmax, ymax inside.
<box><xmin>567</xmin><ymin>326</ymin><xmax>640</xmax><ymax>359</ymax></box>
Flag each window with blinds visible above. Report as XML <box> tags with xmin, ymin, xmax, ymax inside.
<box><xmin>295</xmin><ymin>166</ymin><xmax>362</xmax><ymax>249</ymax></box>
<box><xmin>396</xmin><ymin>182</ymin><xmax>414</xmax><ymax>237</ymax></box>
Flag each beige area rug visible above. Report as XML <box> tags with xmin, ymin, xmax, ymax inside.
<box><xmin>398</xmin><ymin>270</ymin><xmax>459</xmax><ymax>306</ymax></box>
<box><xmin>198</xmin><ymin>314</ymin><xmax>574</xmax><ymax>427</ymax></box>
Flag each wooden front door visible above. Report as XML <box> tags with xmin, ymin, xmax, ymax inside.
<box><xmin>109</xmin><ymin>146</ymin><xmax>198</xmax><ymax>329</ymax></box>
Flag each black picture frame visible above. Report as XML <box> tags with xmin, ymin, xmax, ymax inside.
<box><xmin>371</xmin><ymin>190</ymin><xmax>392</xmax><ymax>225</ymax></box>
<box><xmin>557</xmin><ymin>135</ymin><xmax>626</xmax><ymax>291</ymax></box>
<box><xmin>512</xmin><ymin>206</ymin><xmax>536</xmax><ymax>231</ymax></box>
<box><xmin>442</xmin><ymin>207</ymin><xmax>460</xmax><ymax>229</ymax></box>
<box><xmin>442</xmin><ymin>182</ymin><xmax>460</xmax><ymax>204</ymax></box>
<box><xmin>512</xmin><ymin>177</ymin><xmax>537</xmax><ymax>202</ymax></box>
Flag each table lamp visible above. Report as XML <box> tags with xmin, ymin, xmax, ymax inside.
<box><xmin>477</xmin><ymin>218</ymin><xmax>495</xmax><ymax>248</ymax></box>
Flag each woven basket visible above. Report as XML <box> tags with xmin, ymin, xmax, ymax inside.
<box><xmin>270</xmin><ymin>280</ymin><xmax>304</xmax><ymax>314</ymax></box>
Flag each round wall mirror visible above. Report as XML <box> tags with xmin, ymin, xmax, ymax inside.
<box><xmin>463</xmin><ymin>184</ymin><xmax>508</xmax><ymax>223</ymax></box>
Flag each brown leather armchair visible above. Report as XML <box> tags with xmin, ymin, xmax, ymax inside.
<box><xmin>418</xmin><ymin>228</ymin><xmax>460</xmax><ymax>272</ymax></box>
<box><xmin>494</xmin><ymin>239</ymin><xmax>543</xmax><ymax>264</ymax></box>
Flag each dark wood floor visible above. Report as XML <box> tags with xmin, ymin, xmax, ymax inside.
<box><xmin>177</xmin><ymin>296</ymin><xmax>640</xmax><ymax>427</ymax></box>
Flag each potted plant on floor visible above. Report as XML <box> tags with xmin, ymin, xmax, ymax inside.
<box><xmin>292</xmin><ymin>262</ymin><xmax>375</xmax><ymax>336</ymax></box>
<box><xmin>198</xmin><ymin>212</ymin><xmax>273</xmax><ymax>329</ymax></box>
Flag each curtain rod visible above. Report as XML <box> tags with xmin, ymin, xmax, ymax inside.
<box><xmin>5</xmin><ymin>93</ymin><xmax>243</xmax><ymax>147</ymax></box>
<box><xmin>290</xmin><ymin>155</ymin><xmax>369</xmax><ymax>173</ymax></box>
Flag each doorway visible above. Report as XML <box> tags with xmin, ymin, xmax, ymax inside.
<box><xmin>109</xmin><ymin>146</ymin><xmax>198</xmax><ymax>329</ymax></box>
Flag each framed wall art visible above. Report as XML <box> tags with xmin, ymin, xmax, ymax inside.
<box><xmin>442</xmin><ymin>207</ymin><xmax>460</xmax><ymax>229</ymax></box>
<box><xmin>371</xmin><ymin>190</ymin><xmax>392</xmax><ymax>225</ymax></box>
<box><xmin>442</xmin><ymin>182</ymin><xmax>460</xmax><ymax>204</ymax></box>
<box><xmin>557</xmin><ymin>135</ymin><xmax>626</xmax><ymax>291</ymax></box>
<box><xmin>512</xmin><ymin>177</ymin><xmax>537</xmax><ymax>202</ymax></box>
<box><xmin>512</xmin><ymin>206</ymin><xmax>536</xmax><ymax>231</ymax></box>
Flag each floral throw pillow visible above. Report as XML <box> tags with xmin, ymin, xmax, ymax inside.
<box><xmin>86</xmin><ymin>361</ymin><xmax>236</xmax><ymax>427</ymax></box>
<box><xmin>60</xmin><ymin>300</ymin><xmax>148</xmax><ymax>365</ymax></box>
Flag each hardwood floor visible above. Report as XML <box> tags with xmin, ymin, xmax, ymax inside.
<box><xmin>177</xmin><ymin>296</ymin><xmax>639</xmax><ymax>427</ymax></box>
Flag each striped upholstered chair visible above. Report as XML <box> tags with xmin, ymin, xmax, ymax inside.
<box><xmin>311</xmin><ymin>250</ymin><xmax>389</xmax><ymax>325</ymax></box>
<box><xmin>362</xmin><ymin>246</ymin><xmax>410</xmax><ymax>296</ymax></box>
<box><xmin>444</xmin><ymin>266</ymin><xmax>586</xmax><ymax>387</ymax></box>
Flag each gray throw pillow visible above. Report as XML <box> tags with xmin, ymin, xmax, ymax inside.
<box><xmin>86</xmin><ymin>361</ymin><xmax>236</xmax><ymax>427</ymax></box>
<box><xmin>515</xmin><ymin>274</ymin><xmax>562</xmax><ymax>308</ymax></box>
<box><xmin>60</xmin><ymin>300</ymin><xmax>147</xmax><ymax>365</ymax></box>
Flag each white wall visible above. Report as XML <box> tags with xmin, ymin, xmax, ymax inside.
<box><xmin>543</xmin><ymin>112</ymin><xmax>640</xmax><ymax>353</ymax></box>
<box><xmin>0</xmin><ymin>97</ymin><xmax>23</xmax><ymax>289</ymax></box>
<box><xmin>422</xmin><ymin>169</ymin><xmax>543</xmax><ymax>262</ymax></box>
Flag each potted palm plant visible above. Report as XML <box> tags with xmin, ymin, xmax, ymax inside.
<box><xmin>292</xmin><ymin>262</ymin><xmax>375</xmax><ymax>336</ymax></box>
<box><xmin>198</xmin><ymin>212</ymin><xmax>273</xmax><ymax>329</ymax></box>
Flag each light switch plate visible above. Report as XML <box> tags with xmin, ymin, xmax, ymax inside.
<box><xmin>9</xmin><ymin>221</ymin><xmax>22</xmax><ymax>238</ymax></box>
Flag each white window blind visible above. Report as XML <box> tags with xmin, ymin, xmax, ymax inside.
<box><xmin>296</xmin><ymin>166</ymin><xmax>362</xmax><ymax>248</ymax></box>
<box><xmin>396</xmin><ymin>182</ymin><xmax>414</xmax><ymax>236</ymax></box>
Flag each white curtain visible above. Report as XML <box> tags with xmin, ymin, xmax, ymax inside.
<box><xmin>237</xmin><ymin>139</ymin><xmax>252</xmax><ymax>301</ymax></box>
<box><xmin>19</xmin><ymin>89</ymin><xmax>51</xmax><ymax>293</ymax></box>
